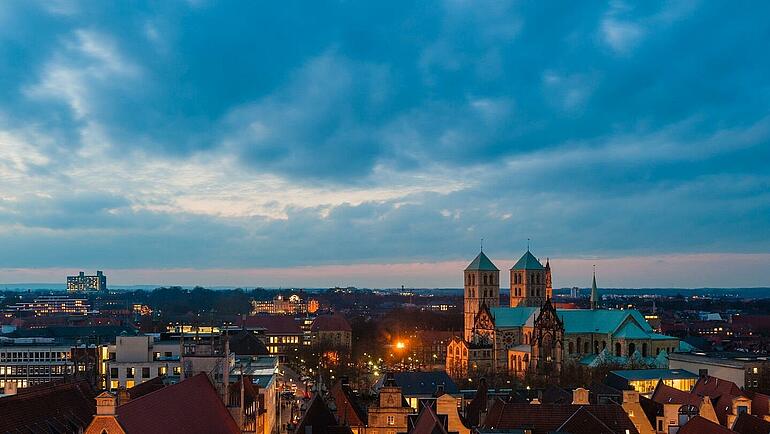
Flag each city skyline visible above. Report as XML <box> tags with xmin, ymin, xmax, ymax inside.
<box><xmin>1</xmin><ymin>2</ymin><xmax>769</xmax><ymax>287</ymax></box>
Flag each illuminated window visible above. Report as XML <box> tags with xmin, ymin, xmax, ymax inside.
<box><xmin>387</xmin><ymin>416</ymin><xmax>395</xmax><ymax>425</ymax></box>
<box><xmin>110</xmin><ymin>380</ymin><xmax>119</xmax><ymax>390</ymax></box>
<box><xmin>126</xmin><ymin>380</ymin><xmax>135</xmax><ymax>388</ymax></box>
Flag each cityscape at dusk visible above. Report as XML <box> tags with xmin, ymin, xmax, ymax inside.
<box><xmin>1</xmin><ymin>2</ymin><xmax>769</xmax><ymax>434</ymax></box>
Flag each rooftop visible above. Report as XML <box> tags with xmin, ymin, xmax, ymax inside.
<box><xmin>609</xmin><ymin>369</ymin><xmax>699</xmax><ymax>381</ymax></box>
<box><xmin>510</xmin><ymin>250</ymin><xmax>544</xmax><ymax>271</ymax></box>
<box><xmin>466</xmin><ymin>251</ymin><xmax>499</xmax><ymax>271</ymax></box>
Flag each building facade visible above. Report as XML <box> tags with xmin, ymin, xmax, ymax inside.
<box><xmin>105</xmin><ymin>335</ymin><xmax>181</xmax><ymax>390</ymax></box>
<box><xmin>250</xmin><ymin>293</ymin><xmax>319</xmax><ymax>315</ymax></box>
<box><xmin>67</xmin><ymin>270</ymin><xmax>107</xmax><ymax>292</ymax></box>
<box><xmin>447</xmin><ymin>249</ymin><xmax>681</xmax><ymax>380</ymax></box>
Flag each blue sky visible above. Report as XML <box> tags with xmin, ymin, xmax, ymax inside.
<box><xmin>0</xmin><ymin>1</ymin><xmax>769</xmax><ymax>288</ymax></box>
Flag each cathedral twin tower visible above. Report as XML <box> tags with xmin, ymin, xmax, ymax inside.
<box><xmin>463</xmin><ymin>249</ymin><xmax>553</xmax><ymax>341</ymax></box>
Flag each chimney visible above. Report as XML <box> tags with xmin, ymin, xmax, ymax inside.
<box><xmin>96</xmin><ymin>392</ymin><xmax>118</xmax><ymax>415</ymax></box>
<box><xmin>4</xmin><ymin>381</ymin><xmax>17</xmax><ymax>396</ymax></box>
<box><xmin>572</xmin><ymin>388</ymin><xmax>589</xmax><ymax>405</ymax></box>
<box><xmin>623</xmin><ymin>390</ymin><xmax>639</xmax><ymax>404</ymax></box>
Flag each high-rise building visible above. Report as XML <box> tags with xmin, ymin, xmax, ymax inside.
<box><xmin>67</xmin><ymin>271</ymin><xmax>107</xmax><ymax>292</ymax></box>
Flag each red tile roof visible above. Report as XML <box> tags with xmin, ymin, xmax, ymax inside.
<box><xmin>329</xmin><ymin>381</ymin><xmax>367</xmax><ymax>427</ymax></box>
<box><xmin>241</xmin><ymin>314</ymin><xmax>302</xmax><ymax>334</ymax></box>
<box><xmin>311</xmin><ymin>314</ymin><xmax>352</xmax><ymax>332</ymax></box>
<box><xmin>692</xmin><ymin>376</ymin><xmax>748</xmax><ymax>425</ymax></box>
<box><xmin>0</xmin><ymin>380</ymin><xmax>96</xmax><ymax>433</ymax></box>
<box><xmin>677</xmin><ymin>416</ymin><xmax>735</xmax><ymax>434</ymax></box>
<box><xmin>126</xmin><ymin>376</ymin><xmax>166</xmax><ymax>400</ymax></box>
<box><xmin>732</xmin><ymin>412</ymin><xmax>770</xmax><ymax>434</ymax></box>
<box><xmin>116</xmin><ymin>373</ymin><xmax>239</xmax><ymax>434</ymax></box>
<box><xmin>651</xmin><ymin>381</ymin><xmax>702</xmax><ymax>407</ymax></box>
<box><xmin>482</xmin><ymin>400</ymin><xmax>639</xmax><ymax>434</ymax></box>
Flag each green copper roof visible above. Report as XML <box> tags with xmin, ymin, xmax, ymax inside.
<box><xmin>465</xmin><ymin>251</ymin><xmax>499</xmax><ymax>271</ymax></box>
<box><xmin>490</xmin><ymin>306</ymin><xmax>538</xmax><ymax>328</ymax></box>
<box><xmin>556</xmin><ymin>309</ymin><xmax>653</xmax><ymax>335</ymax></box>
<box><xmin>510</xmin><ymin>250</ymin><xmax>544</xmax><ymax>270</ymax></box>
<box><xmin>613</xmin><ymin>321</ymin><xmax>651</xmax><ymax>339</ymax></box>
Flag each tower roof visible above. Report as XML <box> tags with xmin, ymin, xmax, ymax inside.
<box><xmin>510</xmin><ymin>250</ymin><xmax>545</xmax><ymax>270</ymax></box>
<box><xmin>465</xmin><ymin>251</ymin><xmax>499</xmax><ymax>271</ymax></box>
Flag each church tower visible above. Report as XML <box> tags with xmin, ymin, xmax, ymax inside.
<box><xmin>464</xmin><ymin>250</ymin><xmax>500</xmax><ymax>341</ymax></box>
<box><xmin>509</xmin><ymin>250</ymin><xmax>548</xmax><ymax>308</ymax></box>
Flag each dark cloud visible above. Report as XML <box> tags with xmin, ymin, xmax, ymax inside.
<box><xmin>0</xmin><ymin>1</ymin><xmax>768</xmax><ymax>278</ymax></box>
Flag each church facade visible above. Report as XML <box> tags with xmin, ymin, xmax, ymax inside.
<box><xmin>446</xmin><ymin>250</ymin><xmax>680</xmax><ymax>380</ymax></box>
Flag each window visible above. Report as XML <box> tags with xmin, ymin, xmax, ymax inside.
<box><xmin>158</xmin><ymin>366</ymin><xmax>167</xmax><ymax>376</ymax></box>
<box><xmin>126</xmin><ymin>367</ymin><xmax>135</xmax><ymax>377</ymax></box>
<box><xmin>110</xmin><ymin>367</ymin><xmax>118</xmax><ymax>378</ymax></box>
<box><xmin>387</xmin><ymin>416</ymin><xmax>395</xmax><ymax>426</ymax></box>
<box><xmin>142</xmin><ymin>367</ymin><xmax>150</xmax><ymax>378</ymax></box>
<box><xmin>737</xmin><ymin>405</ymin><xmax>748</xmax><ymax>415</ymax></box>
<box><xmin>110</xmin><ymin>380</ymin><xmax>119</xmax><ymax>390</ymax></box>
<box><xmin>173</xmin><ymin>366</ymin><xmax>181</xmax><ymax>375</ymax></box>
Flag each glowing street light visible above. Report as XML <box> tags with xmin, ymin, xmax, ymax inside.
<box><xmin>396</xmin><ymin>341</ymin><xmax>406</xmax><ymax>349</ymax></box>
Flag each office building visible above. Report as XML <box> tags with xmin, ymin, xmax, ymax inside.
<box><xmin>67</xmin><ymin>270</ymin><xmax>107</xmax><ymax>292</ymax></box>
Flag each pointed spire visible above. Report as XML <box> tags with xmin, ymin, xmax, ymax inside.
<box><xmin>590</xmin><ymin>265</ymin><xmax>598</xmax><ymax>310</ymax></box>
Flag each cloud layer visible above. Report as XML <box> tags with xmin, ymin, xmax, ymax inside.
<box><xmin>1</xmin><ymin>1</ymin><xmax>769</xmax><ymax>286</ymax></box>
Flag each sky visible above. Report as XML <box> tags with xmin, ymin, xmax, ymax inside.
<box><xmin>0</xmin><ymin>1</ymin><xmax>769</xmax><ymax>288</ymax></box>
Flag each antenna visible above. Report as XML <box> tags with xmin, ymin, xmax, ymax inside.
<box><xmin>480</xmin><ymin>238</ymin><xmax>484</xmax><ymax>252</ymax></box>
<box><xmin>527</xmin><ymin>238</ymin><xmax>531</xmax><ymax>251</ymax></box>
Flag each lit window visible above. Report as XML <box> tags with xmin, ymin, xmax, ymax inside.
<box><xmin>387</xmin><ymin>416</ymin><xmax>395</xmax><ymax>426</ymax></box>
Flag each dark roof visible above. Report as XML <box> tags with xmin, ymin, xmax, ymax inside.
<box><xmin>117</xmin><ymin>373</ymin><xmax>239</xmax><ymax>434</ymax></box>
<box><xmin>311</xmin><ymin>314</ymin><xmax>352</xmax><ymax>332</ymax></box>
<box><xmin>465</xmin><ymin>378</ymin><xmax>489</xmax><ymax>426</ymax></box>
<box><xmin>732</xmin><ymin>412</ymin><xmax>770</xmax><ymax>434</ymax></box>
<box><xmin>540</xmin><ymin>384</ymin><xmax>572</xmax><ymax>404</ymax></box>
<box><xmin>692</xmin><ymin>376</ymin><xmax>747</xmax><ymax>426</ymax></box>
<box><xmin>389</xmin><ymin>371</ymin><xmax>459</xmax><ymax>396</ymax></box>
<box><xmin>407</xmin><ymin>401</ymin><xmax>450</xmax><ymax>434</ymax></box>
<box><xmin>229</xmin><ymin>330</ymin><xmax>270</xmax><ymax>356</ymax></box>
<box><xmin>510</xmin><ymin>250</ymin><xmax>544</xmax><ymax>271</ymax></box>
<box><xmin>296</xmin><ymin>393</ymin><xmax>354</xmax><ymax>434</ymax></box>
<box><xmin>330</xmin><ymin>380</ymin><xmax>367</xmax><ymax>427</ymax></box>
<box><xmin>557</xmin><ymin>406</ymin><xmax>617</xmax><ymax>434</ymax></box>
<box><xmin>127</xmin><ymin>376</ymin><xmax>167</xmax><ymax>399</ymax></box>
<box><xmin>465</xmin><ymin>251</ymin><xmax>499</xmax><ymax>271</ymax></box>
<box><xmin>0</xmin><ymin>380</ymin><xmax>96</xmax><ymax>433</ymax></box>
<box><xmin>677</xmin><ymin>416</ymin><xmax>735</xmax><ymax>434</ymax></box>
<box><xmin>610</xmin><ymin>369</ymin><xmax>699</xmax><ymax>381</ymax></box>
<box><xmin>7</xmin><ymin>325</ymin><xmax>138</xmax><ymax>340</ymax></box>
<box><xmin>639</xmin><ymin>396</ymin><xmax>663</xmax><ymax>428</ymax></box>
<box><xmin>482</xmin><ymin>400</ymin><xmax>639</xmax><ymax>434</ymax></box>
<box><xmin>651</xmin><ymin>381</ymin><xmax>702</xmax><ymax>407</ymax></box>
<box><xmin>241</xmin><ymin>315</ymin><xmax>302</xmax><ymax>334</ymax></box>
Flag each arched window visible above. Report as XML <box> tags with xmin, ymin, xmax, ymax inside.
<box><xmin>629</xmin><ymin>342</ymin><xmax>636</xmax><ymax>355</ymax></box>
<box><xmin>642</xmin><ymin>343</ymin><xmax>648</xmax><ymax>357</ymax></box>
<box><xmin>615</xmin><ymin>342</ymin><xmax>622</xmax><ymax>357</ymax></box>
<box><xmin>594</xmin><ymin>340</ymin><xmax>599</xmax><ymax>354</ymax></box>
<box><xmin>483</xmin><ymin>274</ymin><xmax>488</xmax><ymax>285</ymax></box>
<box><xmin>577</xmin><ymin>338</ymin><xmax>582</xmax><ymax>354</ymax></box>
<box><xmin>602</xmin><ymin>341</ymin><xmax>607</xmax><ymax>350</ymax></box>
<box><xmin>568</xmin><ymin>341</ymin><xmax>574</xmax><ymax>354</ymax></box>
<box><xmin>471</xmin><ymin>274</ymin><xmax>475</xmax><ymax>285</ymax></box>
<box><xmin>584</xmin><ymin>341</ymin><xmax>589</xmax><ymax>354</ymax></box>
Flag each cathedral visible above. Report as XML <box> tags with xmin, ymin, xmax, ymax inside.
<box><xmin>446</xmin><ymin>249</ymin><xmax>681</xmax><ymax>380</ymax></box>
